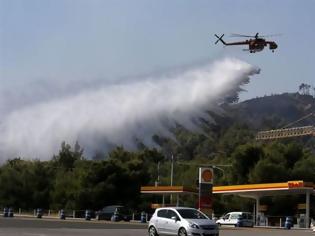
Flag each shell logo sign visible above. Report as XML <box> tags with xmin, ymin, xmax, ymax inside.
<box><xmin>288</xmin><ymin>181</ymin><xmax>304</xmax><ymax>188</ymax></box>
<box><xmin>199</xmin><ymin>167</ymin><xmax>213</xmax><ymax>184</ymax></box>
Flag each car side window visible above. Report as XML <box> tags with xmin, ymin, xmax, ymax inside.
<box><xmin>166</xmin><ymin>210</ymin><xmax>179</xmax><ymax>220</ymax></box>
<box><xmin>230</xmin><ymin>214</ymin><xmax>239</xmax><ymax>220</ymax></box>
<box><xmin>157</xmin><ymin>210</ymin><xmax>167</xmax><ymax>218</ymax></box>
<box><xmin>224</xmin><ymin>214</ymin><xmax>230</xmax><ymax>219</ymax></box>
<box><xmin>248</xmin><ymin>214</ymin><xmax>253</xmax><ymax>220</ymax></box>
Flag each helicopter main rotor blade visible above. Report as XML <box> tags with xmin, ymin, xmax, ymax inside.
<box><xmin>231</xmin><ymin>33</ymin><xmax>282</xmax><ymax>38</ymax></box>
<box><xmin>230</xmin><ymin>33</ymin><xmax>256</xmax><ymax>38</ymax></box>
<box><xmin>259</xmin><ymin>33</ymin><xmax>282</xmax><ymax>37</ymax></box>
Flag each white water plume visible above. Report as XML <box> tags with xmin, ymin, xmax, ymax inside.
<box><xmin>0</xmin><ymin>58</ymin><xmax>260</xmax><ymax>161</ymax></box>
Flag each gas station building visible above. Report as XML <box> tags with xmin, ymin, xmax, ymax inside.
<box><xmin>141</xmin><ymin>180</ymin><xmax>315</xmax><ymax>228</ymax></box>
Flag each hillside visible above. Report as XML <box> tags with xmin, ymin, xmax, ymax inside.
<box><xmin>163</xmin><ymin>93</ymin><xmax>315</xmax><ymax>161</ymax></box>
<box><xmin>229</xmin><ymin>93</ymin><xmax>315</xmax><ymax>130</ymax></box>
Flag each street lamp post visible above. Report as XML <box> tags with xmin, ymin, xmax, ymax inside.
<box><xmin>155</xmin><ymin>161</ymin><xmax>160</xmax><ymax>186</ymax></box>
<box><xmin>170</xmin><ymin>154</ymin><xmax>174</xmax><ymax>187</ymax></box>
<box><xmin>170</xmin><ymin>154</ymin><xmax>174</xmax><ymax>204</ymax></box>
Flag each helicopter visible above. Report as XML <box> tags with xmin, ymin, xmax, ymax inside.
<box><xmin>214</xmin><ymin>33</ymin><xmax>278</xmax><ymax>53</ymax></box>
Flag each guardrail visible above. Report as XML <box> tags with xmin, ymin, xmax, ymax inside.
<box><xmin>0</xmin><ymin>208</ymin><xmax>151</xmax><ymax>222</ymax></box>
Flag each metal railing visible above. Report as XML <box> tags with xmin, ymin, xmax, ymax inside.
<box><xmin>256</xmin><ymin>126</ymin><xmax>315</xmax><ymax>140</ymax></box>
<box><xmin>0</xmin><ymin>208</ymin><xmax>150</xmax><ymax>222</ymax></box>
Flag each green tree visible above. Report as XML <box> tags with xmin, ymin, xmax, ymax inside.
<box><xmin>0</xmin><ymin>158</ymin><xmax>52</xmax><ymax>209</ymax></box>
<box><xmin>249</xmin><ymin>158</ymin><xmax>288</xmax><ymax>183</ymax></box>
<box><xmin>230</xmin><ymin>144</ymin><xmax>263</xmax><ymax>184</ymax></box>
<box><xmin>50</xmin><ymin>170</ymin><xmax>80</xmax><ymax>209</ymax></box>
<box><xmin>292</xmin><ymin>155</ymin><xmax>315</xmax><ymax>182</ymax></box>
<box><xmin>283</xmin><ymin>143</ymin><xmax>304</xmax><ymax>169</ymax></box>
<box><xmin>218</xmin><ymin>123</ymin><xmax>255</xmax><ymax>156</ymax></box>
<box><xmin>52</xmin><ymin>141</ymin><xmax>84</xmax><ymax>170</ymax></box>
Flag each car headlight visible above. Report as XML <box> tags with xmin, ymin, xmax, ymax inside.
<box><xmin>189</xmin><ymin>223</ymin><xmax>199</xmax><ymax>229</ymax></box>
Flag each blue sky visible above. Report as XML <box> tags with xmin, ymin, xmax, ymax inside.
<box><xmin>1</xmin><ymin>0</ymin><xmax>315</xmax><ymax>100</ymax></box>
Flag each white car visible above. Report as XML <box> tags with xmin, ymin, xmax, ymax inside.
<box><xmin>148</xmin><ymin>207</ymin><xmax>219</xmax><ymax>236</ymax></box>
<box><xmin>216</xmin><ymin>212</ymin><xmax>254</xmax><ymax>227</ymax></box>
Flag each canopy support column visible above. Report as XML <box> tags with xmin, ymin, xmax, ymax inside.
<box><xmin>306</xmin><ymin>190</ymin><xmax>310</xmax><ymax>228</ymax></box>
<box><xmin>256</xmin><ymin>196</ymin><xmax>260</xmax><ymax>226</ymax></box>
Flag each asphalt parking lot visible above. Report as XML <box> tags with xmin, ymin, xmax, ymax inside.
<box><xmin>0</xmin><ymin>217</ymin><xmax>313</xmax><ymax>236</ymax></box>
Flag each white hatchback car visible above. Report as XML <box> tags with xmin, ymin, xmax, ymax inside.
<box><xmin>216</xmin><ymin>212</ymin><xmax>254</xmax><ymax>227</ymax></box>
<box><xmin>148</xmin><ymin>207</ymin><xmax>219</xmax><ymax>236</ymax></box>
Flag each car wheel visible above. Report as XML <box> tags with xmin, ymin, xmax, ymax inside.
<box><xmin>148</xmin><ymin>226</ymin><xmax>158</xmax><ymax>236</ymax></box>
<box><xmin>178</xmin><ymin>227</ymin><xmax>187</xmax><ymax>236</ymax></box>
<box><xmin>217</xmin><ymin>223</ymin><xmax>221</xmax><ymax>227</ymax></box>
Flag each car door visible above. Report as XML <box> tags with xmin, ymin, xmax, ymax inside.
<box><xmin>164</xmin><ymin>210</ymin><xmax>181</xmax><ymax>235</ymax></box>
<box><xmin>223</xmin><ymin>213</ymin><xmax>230</xmax><ymax>225</ymax></box>
<box><xmin>156</xmin><ymin>209</ymin><xmax>168</xmax><ymax>234</ymax></box>
<box><xmin>241</xmin><ymin>213</ymin><xmax>249</xmax><ymax>227</ymax></box>
<box><xmin>247</xmin><ymin>213</ymin><xmax>254</xmax><ymax>227</ymax></box>
<box><xmin>240</xmin><ymin>213</ymin><xmax>252</xmax><ymax>226</ymax></box>
<box><xmin>241</xmin><ymin>213</ymin><xmax>248</xmax><ymax>226</ymax></box>
<box><xmin>229</xmin><ymin>213</ymin><xmax>239</xmax><ymax>225</ymax></box>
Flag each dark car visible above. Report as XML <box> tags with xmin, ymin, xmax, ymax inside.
<box><xmin>95</xmin><ymin>205</ymin><xmax>131</xmax><ymax>221</ymax></box>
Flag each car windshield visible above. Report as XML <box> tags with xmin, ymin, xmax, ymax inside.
<box><xmin>177</xmin><ymin>209</ymin><xmax>208</xmax><ymax>219</ymax></box>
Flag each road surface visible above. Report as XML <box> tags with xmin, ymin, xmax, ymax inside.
<box><xmin>0</xmin><ymin>217</ymin><xmax>313</xmax><ymax>236</ymax></box>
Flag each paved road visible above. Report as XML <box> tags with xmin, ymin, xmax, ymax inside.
<box><xmin>0</xmin><ymin>217</ymin><xmax>313</xmax><ymax>236</ymax></box>
<box><xmin>0</xmin><ymin>217</ymin><xmax>145</xmax><ymax>229</ymax></box>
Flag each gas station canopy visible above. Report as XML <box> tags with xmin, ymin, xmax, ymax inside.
<box><xmin>213</xmin><ymin>180</ymin><xmax>315</xmax><ymax>198</ymax></box>
<box><xmin>141</xmin><ymin>186</ymin><xmax>198</xmax><ymax>195</ymax></box>
<box><xmin>141</xmin><ymin>180</ymin><xmax>315</xmax><ymax>228</ymax></box>
<box><xmin>141</xmin><ymin>180</ymin><xmax>315</xmax><ymax>197</ymax></box>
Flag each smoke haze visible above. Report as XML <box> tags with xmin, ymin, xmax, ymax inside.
<box><xmin>0</xmin><ymin>58</ymin><xmax>260</xmax><ymax>161</ymax></box>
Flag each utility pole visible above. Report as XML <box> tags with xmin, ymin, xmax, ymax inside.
<box><xmin>170</xmin><ymin>154</ymin><xmax>174</xmax><ymax>187</ymax></box>
<box><xmin>170</xmin><ymin>154</ymin><xmax>174</xmax><ymax>204</ymax></box>
<box><xmin>155</xmin><ymin>161</ymin><xmax>160</xmax><ymax>187</ymax></box>
<box><xmin>157</xmin><ymin>161</ymin><xmax>160</xmax><ymax>185</ymax></box>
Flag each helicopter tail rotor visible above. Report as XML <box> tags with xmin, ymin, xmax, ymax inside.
<box><xmin>214</xmin><ymin>34</ymin><xmax>225</xmax><ymax>45</ymax></box>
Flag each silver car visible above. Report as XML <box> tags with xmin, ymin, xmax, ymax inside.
<box><xmin>148</xmin><ymin>207</ymin><xmax>219</xmax><ymax>236</ymax></box>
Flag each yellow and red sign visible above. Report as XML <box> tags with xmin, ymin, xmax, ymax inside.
<box><xmin>199</xmin><ymin>167</ymin><xmax>214</xmax><ymax>184</ymax></box>
<box><xmin>288</xmin><ymin>181</ymin><xmax>304</xmax><ymax>188</ymax></box>
<box><xmin>198</xmin><ymin>167</ymin><xmax>214</xmax><ymax>215</ymax></box>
